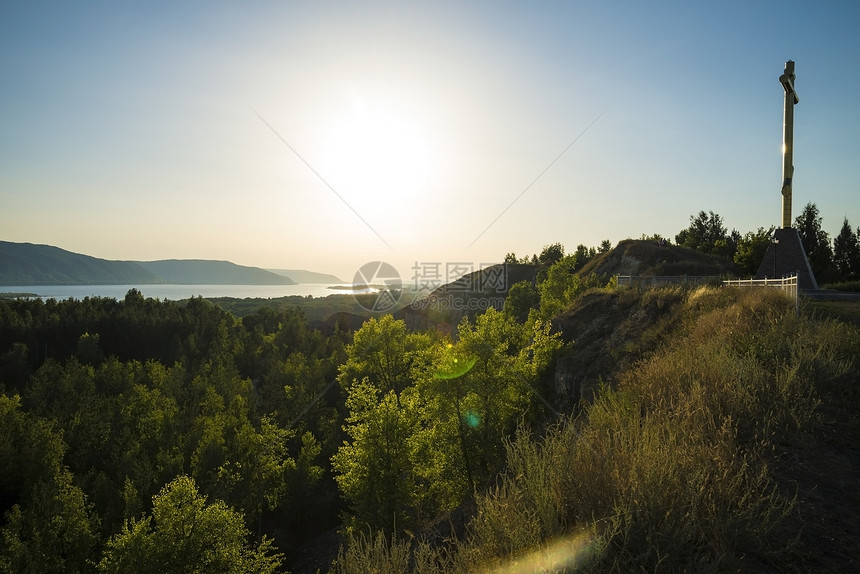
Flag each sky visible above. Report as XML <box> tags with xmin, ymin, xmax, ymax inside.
<box><xmin>2</xmin><ymin>1</ymin><xmax>859</xmax><ymax>282</ymax></box>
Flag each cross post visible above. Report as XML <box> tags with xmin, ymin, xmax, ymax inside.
<box><xmin>780</xmin><ymin>60</ymin><xmax>799</xmax><ymax>229</ymax></box>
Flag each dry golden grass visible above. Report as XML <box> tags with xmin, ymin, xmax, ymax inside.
<box><xmin>330</xmin><ymin>286</ymin><xmax>859</xmax><ymax>573</ymax></box>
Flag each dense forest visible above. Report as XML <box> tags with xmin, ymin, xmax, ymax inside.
<box><xmin>1</xmin><ymin>215</ymin><xmax>859</xmax><ymax>572</ymax></box>
<box><xmin>0</xmin><ymin>274</ymin><xmax>567</xmax><ymax>572</ymax></box>
<box><xmin>0</xmin><ymin>291</ymin><xmax>338</xmax><ymax>571</ymax></box>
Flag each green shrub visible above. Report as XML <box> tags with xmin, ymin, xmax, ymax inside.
<box><xmin>331</xmin><ymin>530</ymin><xmax>457</xmax><ymax>574</ymax></box>
<box><xmin>331</xmin><ymin>531</ymin><xmax>411</xmax><ymax>574</ymax></box>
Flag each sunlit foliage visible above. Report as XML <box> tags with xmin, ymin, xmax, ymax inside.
<box><xmin>97</xmin><ymin>475</ymin><xmax>282</xmax><ymax>573</ymax></box>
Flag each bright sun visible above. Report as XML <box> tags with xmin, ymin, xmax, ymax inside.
<box><xmin>320</xmin><ymin>89</ymin><xmax>434</xmax><ymax>223</ymax></box>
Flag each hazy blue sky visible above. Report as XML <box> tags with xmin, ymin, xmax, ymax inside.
<box><xmin>2</xmin><ymin>1</ymin><xmax>858</xmax><ymax>280</ymax></box>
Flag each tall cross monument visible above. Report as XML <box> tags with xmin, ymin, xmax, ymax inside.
<box><xmin>755</xmin><ymin>60</ymin><xmax>818</xmax><ymax>290</ymax></box>
<box><xmin>780</xmin><ymin>60</ymin><xmax>799</xmax><ymax>228</ymax></box>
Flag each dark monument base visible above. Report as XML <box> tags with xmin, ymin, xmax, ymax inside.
<box><xmin>755</xmin><ymin>227</ymin><xmax>818</xmax><ymax>290</ymax></box>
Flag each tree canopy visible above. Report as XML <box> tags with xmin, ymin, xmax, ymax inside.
<box><xmin>675</xmin><ymin>210</ymin><xmax>738</xmax><ymax>258</ymax></box>
<box><xmin>833</xmin><ymin>217</ymin><xmax>860</xmax><ymax>281</ymax></box>
<box><xmin>97</xmin><ymin>475</ymin><xmax>282</xmax><ymax>574</ymax></box>
<box><xmin>795</xmin><ymin>202</ymin><xmax>835</xmax><ymax>281</ymax></box>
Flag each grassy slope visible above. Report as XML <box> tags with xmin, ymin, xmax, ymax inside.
<box><xmin>331</xmin><ymin>285</ymin><xmax>860</xmax><ymax>573</ymax></box>
<box><xmin>522</xmin><ymin>287</ymin><xmax>857</xmax><ymax>572</ymax></box>
<box><xmin>551</xmin><ymin>286</ymin><xmax>689</xmax><ymax>407</ymax></box>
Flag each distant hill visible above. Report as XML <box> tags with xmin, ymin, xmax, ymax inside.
<box><xmin>581</xmin><ymin>239</ymin><xmax>741</xmax><ymax>277</ymax></box>
<box><xmin>396</xmin><ymin>263</ymin><xmax>537</xmax><ymax>332</ymax></box>
<box><xmin>0</xmin><ymin>241</ymin><xmax>300</xmax><ymax>286</ymax></box>
<box><xmin>266</xmin><ymin>269</ymin><xmax>343</xmax><ymax>284</ymax></box>
<box><xmin>137</xmin><ymin>260</ymin><xmax>294</xmax><ymax>285</ymax></box>
<box><xmin>0</xmin><ymin>241</ymin><xmax>162</xmax><ymax>285</ymax></box>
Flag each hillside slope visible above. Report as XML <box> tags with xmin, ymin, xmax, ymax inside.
<box><xmin>582</xmin><ymin>238</ymin><xmax>740</xmax><ymax>277</ymax></box>
<box><xmin>396</xmin><ymin>263</ymin><xmax>538</xmax><ymax>331</ymax></box>
<box><xmin>551</xmin><ymin>286</ymin><xmax>688</xmax><ymax>405</ymax></box>
<box><xmin>0</xmin><ymin>241</ymin><xmax>300</xmax><ymax>285</ymax></box>
<box><xmin>0</xmin><ymin>241</ymin><xmax>162</xmax><ymax>285</ymax></box>
<box><xmin>137</xmin><ymin>260</ymin><xmax>294</xmax><ymax>285</ymax></box>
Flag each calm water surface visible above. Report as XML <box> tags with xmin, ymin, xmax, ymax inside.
<box><xmin>0</xmin><ymin>284</ymin><xmax>370</xmax><ymax>301</ymax></box>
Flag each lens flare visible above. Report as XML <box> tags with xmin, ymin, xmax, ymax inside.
<box><xmin>463</xmin><ymin>411</ymin><xmax>481</xmax><ymax>428</ymax></box>
<box><xmin>482</xmin><ymin>530</ymin><xmax>598</xmax><ymax>574</ymax></box>
<box><xmin>434</xmin><ymin>343</ymin><xmax>477</xmax><ymax>380</ymax></box>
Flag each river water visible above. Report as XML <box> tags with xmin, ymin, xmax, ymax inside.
<box><xmin>0</xmin><ymin>284</ymin><xmax>369</xmax><ymax>301</ymax></box>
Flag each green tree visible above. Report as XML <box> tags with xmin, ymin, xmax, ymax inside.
<box><xmin>537</xmin><ymin>243</ymin><xmax>565</xmax><ymax>265</ymax></box>
<box><xmin>833</xmin><ymin>217</ymin><xmax>860</xmax><ymax>280</ymax></box>
<box><xmin>598</xmin><ymin>239</ymin><xmax>612</xmax><ymax>253</ymax></box>
<box><xmin>23</xmin><ymin>359</ymin><xmax>116</xmax><ymax>491</ymax></box>
<box><xmin>185</xmin><ymin>363</ymin><xmax>264</xmax><ymax>508</ymax></box>
<box><xmin>337</xmin><ymin>315</ymin><xmax>430</xmax><ymax>398</ymax></box>
<box><xmin>75</xmin><ymin>332</ymin><xmax>104</xmax><ymax>366</ymax></box>
<box><xmin>1</xmin><ymin>469</ymin><xmax>98</xmax><ymax>574</ymax></box>
<box><xmin>538</xmin><ymin>255</ymin><xmax>582</xmax><ymax>319</ymax></box>
<box><xmin>452</xmin><ymin>310</ymin><xmax>561</xmax><ymax>483</ymax></box>
<box><xmin>714</xmin><ymin>229</ymin><xmax>741</xmax><ymax>259</ymax></box>
<box><xmin>675</xmin><ymin>211</ymin><xmax>731</xmax><ymax>256</ymax></box>
<box><xmin>409</xmin><ymin>346</ymin><xmax>476</xmax><ymax>515</ymax></box>
<box><xmin>795</xmin><ymin>202</ymin><xmax>835</xmax><ymax>281</ymax></box>
<box><xmin>734</xmin><ymin>226</ymin><xmax>775</xmax><ymax>277</ymax></box>
<box><xmin>640</xmin><ymin>233</ymin><xmax>669</xmax><ymax>242</ymax></box>
<box><xmin>97</xmin><ymin>476</ymin><xmax>282</xmax><ymax>574</ymax></box>
<box><xmin>331</xmin><ymin>381</ymin><xmax>419</xmax><ymax>532</ymax></box>
<box><xmin>123</xmin><ymin>288</ymin><xmax>145</xmax><ymax>307</ymax></box>
<box><xmin>0</xmin><ymin>395</ymin><xmax>99</xmax><ymax>574</ymax></box>
<box><xmin>332</xmin><ymin>316</ymin><xmax>430</xmax><ymax>531</ymax></box>
<box><xmin>0</xmin><ymin>342</ymin><xmax>30</xmax><ymax>394</ymax></box>
<box><xmin>572</xmin><ymin>244</ymin><xmax>597</xmax><ymax>271</ymax></box>
<box><xmin>503</xmin><ymin>280</ymin><xmax>540</xmax><ymax>323</ymax></box>
<box><xmin>212</xmin><ymin>416</ymin><xmax>299</xmax><ymax>535</ymax></box>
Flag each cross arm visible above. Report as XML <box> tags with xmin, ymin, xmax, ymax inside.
<box><xmin>780</xmin><ymin>61</ymin><xmax>799</xmax><ymax>104</ymax></box>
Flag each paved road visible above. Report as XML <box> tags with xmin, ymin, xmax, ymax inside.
<box><xmin>803</xmin><ymin>290</ymin><xmax>860</xmax><ymax>301</ymax></box>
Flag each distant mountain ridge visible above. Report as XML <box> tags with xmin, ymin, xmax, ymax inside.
<box><xmin>0</xmin><ymin>241</ymin><xmax>334</xmax><ymax>286</ymax></box>
<box><xmin>136</xmin><ymin>260</ymin><xmax>293</xmax><ymax>285</ymax></box>
<box><xmin>0</xmin><ymin>241</ymin><xmax>163</xmax><ymax>285</ymax></box>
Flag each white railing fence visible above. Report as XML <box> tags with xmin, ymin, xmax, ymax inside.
<box><xmin>722</xmin><ymin>274</ymin><xmax>798</xmax><ymax>313</ymax></box>
<box><xmin>615</xmin><ymin>273</ymin><xmax>799</xmax><ymax>313</ymax></box>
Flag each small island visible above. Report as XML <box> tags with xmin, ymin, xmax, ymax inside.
<box><xmin>0</xmin><ymin>292</ymin><xmax>40</xmax><ymax>299</ymax></box>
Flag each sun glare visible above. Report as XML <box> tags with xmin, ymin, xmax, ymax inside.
<box><xmin>320</xmin><ymin>89</ymin><xmax>435</xmax><ymax>223</ymax></box>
